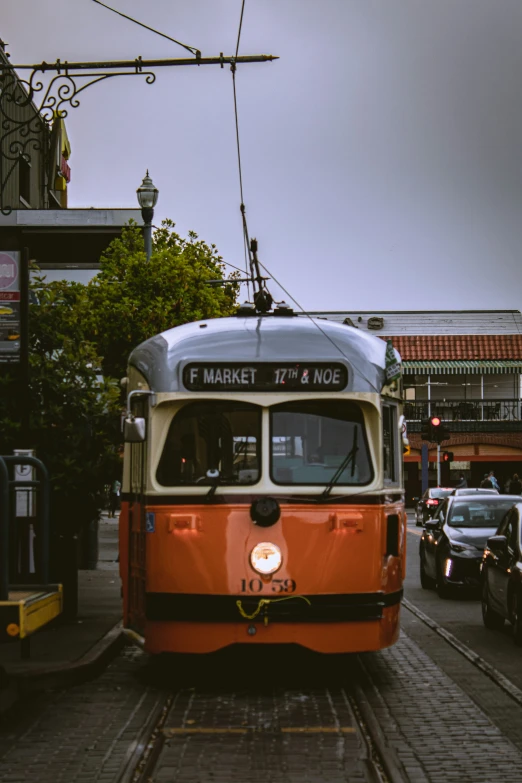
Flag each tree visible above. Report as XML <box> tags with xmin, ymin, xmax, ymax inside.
<box><xmin>0</xmin><ymin>220</ymin><xmax>239</xmax><ymax>528</ymax></box>
<box><xmin>82</xmin><ymin>220</ymin><xmax>239</xmax><ymax>381</ymax></box>
<box><xmin>0</xmin><ymin>276</ymin><xmax>122</xmax><ymax>533</ymax></box>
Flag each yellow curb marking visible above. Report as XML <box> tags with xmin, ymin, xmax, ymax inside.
<box><xmin>163</xmin><ymin>726</ymin><xmax>356</xmax><ymax>736</ymax></box>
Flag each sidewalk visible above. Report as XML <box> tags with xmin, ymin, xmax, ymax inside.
<box><xmin>0</xmin><ymin>514</ymin><xmax>123</xmax><ymax>708</ymax></box>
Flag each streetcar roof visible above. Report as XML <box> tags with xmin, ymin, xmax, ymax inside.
<box><xmin>128</xmin><ymin>316</ymin><xmax>400</xmax><ymax>393</ymax></box>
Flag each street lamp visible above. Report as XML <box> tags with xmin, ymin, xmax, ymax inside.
<box><xmin>136</xmin><ymin>171</ymin><xmax>159</xmax><ymax>262</ymax></box>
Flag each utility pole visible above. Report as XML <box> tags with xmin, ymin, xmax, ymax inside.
<box><xmin>0</xmin><ymin>52</ymin><xmax>278</xmax><ymax>215</ymax></box>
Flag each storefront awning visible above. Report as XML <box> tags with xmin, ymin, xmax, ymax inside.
<box><xmin>403</xmin><ymin>360</ymin><xmax>522</xmax><ymax>375</ymax></box>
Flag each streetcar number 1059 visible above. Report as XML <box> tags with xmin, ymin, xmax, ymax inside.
<box><xmin>240</xmin><ymin>578</ymin><xmax>296</xmax><ymax>594</ymax></box>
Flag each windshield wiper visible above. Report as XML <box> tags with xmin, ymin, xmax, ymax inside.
<box><xmin>318</xmin><ymin>427</ymin><xmax>359</xmax><ymax>501</ymax></box>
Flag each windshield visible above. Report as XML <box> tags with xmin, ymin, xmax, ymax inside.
<box><xmin>270</xmin><ymin>401</ymin><xmax>372</xmax><ymax>486</ymax></box>
<box><xmin>156</xmin><ymin>401</ymin><xmax>261</xmax><ymax>486</ymax></box>
<box><xmin>430</xmin><ymin>489</ymin><xmax>453</xmax><ymax>499</ymax></box>
<box><xmin>448</xmin><ymin>499</ymin><xmax>515</xmax><ymax>528</ymax></box>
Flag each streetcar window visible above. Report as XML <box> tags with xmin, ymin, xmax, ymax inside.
<box><xmin>269</xmin><ymin>401</ymin><xmax>372</xmax><ymax>486</ymax></box>
<box><xmin>156</xmin><ymin>401</ymin><xmax>261</xmax><ymax>486</ymax></box>
<box><xmin>382</xmin><ymin>404</ymin><xmax>398</xmax><ymax>484</ymax></box>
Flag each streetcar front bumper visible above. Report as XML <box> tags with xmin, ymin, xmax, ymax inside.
<box><xmin>145</xmin><ymin>590</ymin><xmax>403</xmax><ymax>623</ymax></box>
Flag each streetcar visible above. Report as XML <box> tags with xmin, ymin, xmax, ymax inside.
<box><xmin>119</xmin><ymin>306</ymin><xmax>406</xmax><ymax>654</ymax></box>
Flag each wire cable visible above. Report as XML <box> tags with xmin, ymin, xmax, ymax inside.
<box><xmin>231</xmin><ymin>0</ymin><xmax>252</xmax><ymax>299</ymax></box>
<box><xmin>256</xmin><ymin>258</ymin><xmax>380</xmax><ymax>393</ymax></box>
<box><xmin>235</xmin><ymin>0</ymin><xmax>246</xmax><ymax>58</ymax></box>
<box><xmin>91</xmin><ymin>0</ymin><xmax>200</xmax><ymax>56</ymax></box>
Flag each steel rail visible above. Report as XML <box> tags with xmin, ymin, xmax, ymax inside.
<box><xmin>115</xmin><ymin>647</ymin><xmax>407</xmax><ymax>783</ymax></box>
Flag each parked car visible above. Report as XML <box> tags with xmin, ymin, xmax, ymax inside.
<box><xmin>419</xmin><ymin>495</ymin><xmax>520</xmax><ymax>598</ymax></box>
<box><xmin>481</xmin><ymin>501</ymin><xmax>522</xmax><ymax>645</ymax></box>
<box><xmin>451</xmin><ymin>488</ymin><xmax>499</xmax><ymax>496</ymax></box>
<box><xmin>415</xmin><ymin>488</ymin><xmax>454</xmax><ymax>526</ymax></box>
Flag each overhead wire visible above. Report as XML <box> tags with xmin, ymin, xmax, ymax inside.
<box><xmin>235</xmin><ymin>0</ymin><xmax>247</xmax><ymax>58</ymax></box>
<box><xmin>231</xmin><ymin>0</ymin><xmax>252</xmax><ymax>299</ymax></box>
<box><xmin>226</xmin><ymin>3</ymin><xmax>382</xmax><ymax>393</ymax></box>
<box><xmin>90</xmin><ymin>0</ymin><xmax>201</xmax><ymax>56</ymax></box>
<box><xmin>256</xmin><ymin>257</ymin><xmax>380</xmax><ymax>393</ymax></box>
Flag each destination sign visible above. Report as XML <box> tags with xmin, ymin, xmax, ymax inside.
<box><xmin>183</xmin><ymin>363</ymin><xmax>348</xmax><ymax>392</ymax></box>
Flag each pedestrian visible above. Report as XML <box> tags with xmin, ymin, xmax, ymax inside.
<box><xmin>509</xmin><ymin>473</ymin><xmax>522</xmax><ymax>495</ymax></box>
<box><xmin>488</xmin><ymin>471</ymin><xmax>500</xmax><ymax>491</ymax></box>
<box><xmin>455</xmin><ymin>473</ymin><xmax>467</xmax><ymax>489</ymax></box>
<box><xmin>480</xmin><ymin>473</ymin><xmax>494</xmax><ymax>489</ymax></box>
<box><xmin>109</xmin><ymin>479</ymin><xmax>121</xmax><ymax>518</ymax></box>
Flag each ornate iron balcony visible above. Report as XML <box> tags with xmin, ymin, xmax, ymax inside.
<box><xmin>404</xmin><ymin>399</ymin><xmax>522</xmax><ymax>423</ymax></box>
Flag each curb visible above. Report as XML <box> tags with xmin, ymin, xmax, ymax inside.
<box><xmin>353</xmin><ymin>655</ymin><xmax>421</xmax><ymax>783</ymax></box>
<box><xmin>1</xmin><ymin>621</ymin><xmax>125</xmax><ymax>704</ymax></box>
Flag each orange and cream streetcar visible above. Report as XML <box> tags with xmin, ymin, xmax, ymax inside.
<box><xmin>119</xmin><ymin>304</ymin><xmax>406</xmax><ymax>654</ymax></box>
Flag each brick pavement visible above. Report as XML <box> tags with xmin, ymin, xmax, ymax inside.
<box><xmin>0</xmin><ymin>647</ymin><xmax>161</xmax><ymax>783</ymax></box>
<box><xmin>362</xmin><ymin>630</ymin><xmax>522</xmax><ymax>783</ymax></box>
<box><xmin>154</xmin><ymin>687</ymin><xmax>371</xmax><ymax>783</ymax></box>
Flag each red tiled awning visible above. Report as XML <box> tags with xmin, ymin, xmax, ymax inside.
<box><xmin>383</xmin><ymin>334</ymin><xmax>522</xmax><ymax>360</ymax></box>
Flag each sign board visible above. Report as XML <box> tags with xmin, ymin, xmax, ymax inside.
<box><xmin>183</xmin><ymin>363</ymin><xmax>348</xmax><ymax>392</ymax></box>
<box><xmin>451</xmin><ymin>461</ymin><xmax>471</xmax><ymax>470</ymax></box>
<box><xmin>385</xmin><ymin>339</ymin><xmax>401</xmax><ymax>383</ymax></box>
<box><xmin>0</xmin><ymin>251</ymin><xmax>21</xmax><ymax>363</ymax></box>
<box><xmin>14</xmin><ymin>449</ymin><xmax>35</xmax><ymax>574</ymax></box>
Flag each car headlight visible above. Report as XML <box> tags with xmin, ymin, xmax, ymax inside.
<box><xmin>250</xmin><ymin>542</ymin><xmax>282</xmax><ymax>575</ymax></box>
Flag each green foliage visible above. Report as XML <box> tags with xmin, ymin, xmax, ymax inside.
<box><xmin>83</xmin><ymin>220</ymin><xmax>239</xmax><ymax>380</ymax></box>
<box><xmin>0</xmin><ymin>276</ymin><xmax>121</xmax><ymax>530</ymax></box>
<box><xmin>0</xmin><ymin>220</ymin><xmax>239</xmax><ymax>530</ymax></box>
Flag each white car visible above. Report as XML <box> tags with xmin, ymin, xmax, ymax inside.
<box><xmin>451</xmin><ymin>488</ymin><xmax>499</xmax><ymax>497</ymax></box>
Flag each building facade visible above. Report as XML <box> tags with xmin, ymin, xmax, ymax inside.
<box><xmin>0</xmin><ymin>39</ymin><xmax>142</xmax><ymax>284</ymax></box>
<box><xmin>309</xmin><ymin>310</ymin><xmax>522</xmax><ymax>500</ymax></box>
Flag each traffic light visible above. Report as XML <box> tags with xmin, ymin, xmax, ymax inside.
<box><xmin>442</xmin><ymin>451</ymin><xmax>454</xmax><ymax>462</ymax></box>
<box><xmin>421</xmin><ymin>418</ymin><xmax>432</xmax><ymax>440</ymax></box>
<box><xmin>421</xmin><ymin>416</ymin><xmax>451</xmax><ymax>443</ymax></box>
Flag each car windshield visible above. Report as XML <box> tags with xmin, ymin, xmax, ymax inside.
<box><xmin>448</xmin><ymin>499</ymin><xmax>516</xmax><ymax>528</ymax></box>
<box><xmin>430</xmin><ymin>489</ymin><xmax>453</xmax><ymax>499</ymax></box>
<box><xmin>270</xmin><ymin>400</ymin><xmax>373</xmax><ymax>486</ymax></box>
<box><xmin>156</xmin><ymin>401</ymin><xmax>261</xmax><ymax>486</ymax></box>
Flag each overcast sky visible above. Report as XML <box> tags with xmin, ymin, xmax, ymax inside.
<box><xmin>3</xmin><ymin>0</ymin><xmax>522</xmax><ymax>310</ymax></box>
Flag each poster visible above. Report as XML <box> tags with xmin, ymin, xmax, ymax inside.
<box><xmin>0</xmin><ymin>250</ymin><xmax>21</xmax><ymax>363</ymax></box>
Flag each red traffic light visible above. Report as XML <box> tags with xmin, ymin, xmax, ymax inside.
<box><xmin>430</xmin><ymin>416</ymin><xmax>441</xmax><ymax>427</ymax></box>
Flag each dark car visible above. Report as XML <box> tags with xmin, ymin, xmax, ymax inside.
<box><xmin>415</xmin><ymin>487</ymin><xmax>454</xmax><ymax>526</ymax></box>
<box><xmin>481</xmin><ymin>501</ymin><xmax>522</xmax><ymax>645</ymax></box>
<box><xmin>419</xmin><ymin>495</ymin><xmax>520</xmax><ymax>598</ymax></box>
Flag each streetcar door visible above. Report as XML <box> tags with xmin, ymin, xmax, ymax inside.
<box><xmin>127</xmin><ymin>398</ymin><xmax>148</xmax><ymax>635</ymax></box>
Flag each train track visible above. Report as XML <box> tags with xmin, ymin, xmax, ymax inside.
<box><xmin>116</xmin><ymin>651</ymin><xmax>408</xmax><ymax>783</ymax></box>
<box><xmin>117</xmin><ymin>597</ymin><xmax>522</xmax><ymax>782</ymax></box>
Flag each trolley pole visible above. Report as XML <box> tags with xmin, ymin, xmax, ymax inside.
<box><xmin>436</xmin><ymin>444</ymin><xmax>441</xmax><ymax>487</ymax></box>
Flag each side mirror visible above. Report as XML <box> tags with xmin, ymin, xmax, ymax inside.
<box><xmin>124</xmin><ymin>415</ymin><xmax>146</xmax><ymax>443</ymax></box>
<box><xmin>486</xmin><ymin>534</ymin><xmax>507</xmax><ymax>554</ymax></box>
<box><xmin>413</xmin><ymin>497</ymin><xmax>419</xmax><ymax>503</ymax></box>
<box><xmin>424</xmin><ymin>519</ymin><xmax>440</xmax><ymax>532</ymax></box>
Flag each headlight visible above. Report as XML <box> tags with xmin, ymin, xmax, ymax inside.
<box><xmin>250</xmin><ymin>542</ymin><xmax>282</xmax><ymax>575</ymax></box>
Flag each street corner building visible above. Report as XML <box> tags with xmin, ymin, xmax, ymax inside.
<box><xmin>309</xmin><ymin>310</ymin><xmax>522</xmax><ymax>500</ymax></box>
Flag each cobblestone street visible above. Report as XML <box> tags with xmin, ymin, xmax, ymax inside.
<box><xmin>2</xmin><ymin>603</ymin><xmax>522</xmax><ymax>782</ymax></box>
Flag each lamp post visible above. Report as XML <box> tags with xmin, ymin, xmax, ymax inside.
<box><xmin>136</xmin><ymin>171</ymin><xmax>159</xmax><ymax>262</ymax></box>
